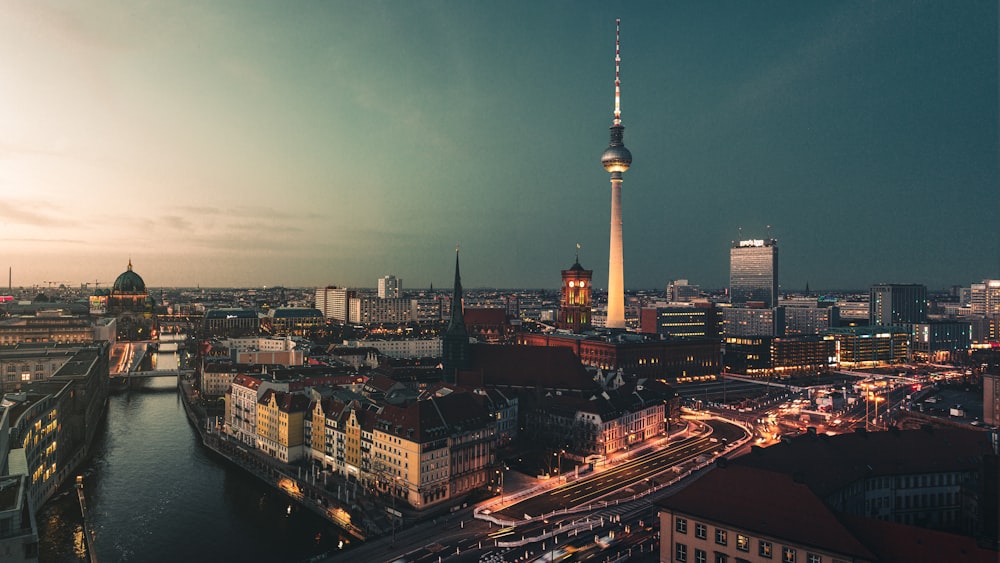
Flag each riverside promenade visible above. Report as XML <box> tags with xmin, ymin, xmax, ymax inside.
<box><xmin>177</xmin><ymin>377</ymin><xmax>383</xmax><ymax>540</ymax></box>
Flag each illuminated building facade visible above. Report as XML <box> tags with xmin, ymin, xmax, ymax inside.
<box><xmin>306</xmin><ymin>389</ymin><xmax>496</xmax><ymax>510</ymax></box>
<box><xmin>828</xmin><ymin>326</ymin><xmax>910</xmax><ymax>365</ymax></box>
<box><xmin>729</xmin><ymin>238</ymin><xmax>779</xmax><ymax>308</ymax></box>
<box><xmin>723</xmin><ymin>306</ymin><xmax>785</xmax><ymax>337</ymax></box>
<box><xmin>2</xmin><ymin>342</ymin><xmax>109</xmax><ymax>517</ymax></box>
<box><xmin>969</xmin><ymin>280</ymin><xmax>1000</xmax><ymax>315</ymax></box>
<box><xmin>639</xmin><ymin>304</ymin><xmax>719</xmax><ymax>338</ymax></box>
<box><xmin>255</xmin><ymin>389</ymin><xmax>309</xmax><ymax>463</ymax></box>
<box><xmin>559</xmin><ymin>254</ymin><xmax>593</xmax><ymax>333</ymax></box>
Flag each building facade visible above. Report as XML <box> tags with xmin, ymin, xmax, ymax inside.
<box><xmin>314</xmin><ymin>287</ymin><xmax>355</xmax><ymax>323</ymax></box>
<box><xmin>723</xmin><ymin>306</ymin><xmax>785</xmax><ymax>338</ymax></box>
<box><xmin>378</xmin><ymin>275</ymin><xmax>401</xmax><ymax>299</ymax></box>
<box><xmin>828</xmin><ymin>326</ymin><xmax>910</xmax><ymax>366</ymax></box>
<box><xmin>639</xmin><ymin>304</ymin><xmax>719</xmax><ymax>339</ymax></box>
<box><xmin>558</xmin><ymin>257</ymin><xmax>593</xmax><ymax>333</ymax></box>
<box><xmin>870</xmin><ymin>283</ymin><xmax>927</xmax><ymax>326</ymax></box>
<box><xmin>729</xmin><ymin>238</ymin><xmax>778</xmax><ymax>308</ymax></box>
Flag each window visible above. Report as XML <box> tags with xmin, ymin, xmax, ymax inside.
<box><xmin>676</xmin><ymin>542</ymin><xmax>688</xmax><ymax>562</ymax></box>
<box><xmin>759</xmin><ymin>541</ymin><xmax>773</xmax><ymax>558</ymax></box>
<box><xmin>676</xmin><ymin>517</ymin><xmax>688</xmax><ymax>534</ymax></box>
<box><xmin>807</xmin><ymin>555</ymin><xmax>821</xmax><ymax>563</ymax></box>
<box><xmin>715</xmin><ymin>529</ymin><xmax>728</xmax><ymax>545</ymax></box>
<box><xmin>715</xmin><ymin>554</ymin><xmax>728</xmax><ymax>563</ymax></box>
<box><xmin>736</xmin><ymin>534</ymin><xmax>750</xmax><ymax>552</ymax></box>
<box><xmin>782</xmin><ymin>547</ymin><xmax>796</xmax><ymax>562</ymax></box>
<box><xmin>695</xmin><ymin>549</ymin><xmax>707</xmax><ymax>563</ymax></box>
<box><xmin>695</xmin><ymin>523</ymin><xmax>707</xmax><ymax>539</ymax></box>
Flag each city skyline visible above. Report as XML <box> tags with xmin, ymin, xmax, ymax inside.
<box><xmin>1</xmin><ymin>1</ymin><xmax>996</xmax><ymax>291</ymax></box>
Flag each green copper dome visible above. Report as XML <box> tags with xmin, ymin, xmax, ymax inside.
<box><xmin>113</xmin><ymin>260</ymin><xmax>146</xmax><ymax>293</ymax></box>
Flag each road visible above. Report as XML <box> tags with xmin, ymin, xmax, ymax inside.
<box><xmin>335</xmin><ymin>417</ymin><xmax>749</xmax><ymax>563</ymax></box>
<box><xmin>496</xmin><ymin>419</ymin><xmax>747</xmax><ymax>520</ymax></box>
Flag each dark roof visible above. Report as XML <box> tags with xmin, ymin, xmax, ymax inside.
<box><xmin>259</xmin><ymin>389</ymin><xmax>310</xmax><ymax>412</ymax></box>
<box><xmin>269</xmin><ymin>308</ymin><xmax>323</xmax><ymax>319</ymax></box>
<box><xmin>204</xmin><ymin>308</ymin><xmax>259</xmax><ymax>320</ymax></box>
<box><xmin>659</xmin><ymin>464</ymin><xmax>876</xmax><ymax>560</ymax></box>
<box><xmin>838</xmin><ymin>513</ymin><xmax>998</xmax><ymax>563</ymax></box>
<box><xmin>464</xmin><ymin>308</ymin><xmax>508</xmax><ymax>325</ymax></box>
<box><xmin>467</xmin><ymin>344</ymin><xmax>595</xmax><ymax>391</ymax></box>
<box><xmin>734</xmin><ymin>426</ymin><xmax>993</xmax><ymax>498</ymax></box>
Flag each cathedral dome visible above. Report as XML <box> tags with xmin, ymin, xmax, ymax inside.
<box><xmin>113</xmin><ymin>261</ymin><xmax>146</xmax><ymax>294</ymax></box>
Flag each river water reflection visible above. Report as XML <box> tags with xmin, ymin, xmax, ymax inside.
<box><xmin>37</xmin><ymin>349</ymin><xmax>354</xmax><ymax>562</ymax></box>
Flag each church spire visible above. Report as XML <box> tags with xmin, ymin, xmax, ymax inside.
<box><xmin>448</xmin><ymin>246</ymin><xmax>465</xmax><ymax>330</ymax></box>
<box><xmin>442</xmin><ymin>246</ymin><xmax>471</xmax><ymax>383</ymax></box>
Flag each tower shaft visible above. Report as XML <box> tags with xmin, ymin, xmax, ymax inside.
<box><xmin>607</xmin><ymin>174</ymin><xmax>625</xmax><ymax>328</ymax></box>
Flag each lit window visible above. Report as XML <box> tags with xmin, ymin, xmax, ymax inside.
<box><xmin>715</xmin><ymin>529</ymin><xmax>727</xmax><ymax>545</ymax></box>
<box><xmin>782</xmin><ymin>547</ymin><xmax>796</xmax><ymax>562</ymax></box>
<box><xmin>759</xmin><ymin>541</ymin><xmax>773</xmax><ymax>558</ymax></box>
<box><xmin>737</xmin><ymin>534</ymin><xmax>750</xmax><ymax>552</ymax></box>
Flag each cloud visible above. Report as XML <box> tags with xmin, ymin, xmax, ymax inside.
<box><xmin>0</xmin><ymin>202</ymin><xmax>79</xmax><ymax>228</ymax></box>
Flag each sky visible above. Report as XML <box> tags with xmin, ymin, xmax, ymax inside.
<box><xmin>0</xmin><ymin>1</ymin><xmax>996</xmax><ymax>292</ymax></box>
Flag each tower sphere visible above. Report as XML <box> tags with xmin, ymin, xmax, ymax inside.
<box><xmin>602</xmin><ymin>143</ymin><xmax>632</xmax><ymax>173</ymax></box>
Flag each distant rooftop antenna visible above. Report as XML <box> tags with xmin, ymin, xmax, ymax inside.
<box><xmin>614</xmin><ymin>18</ymin><xmax>622</xmax><ymax>126</ymax></box>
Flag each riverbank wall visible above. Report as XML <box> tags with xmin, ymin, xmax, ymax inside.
<box><xmin>176</xmin><ymin>377</ymin><xmax>375</xmax><ymax>541</ymax></box>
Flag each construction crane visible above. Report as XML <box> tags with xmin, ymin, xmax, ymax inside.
<box><xmin>81</xmin><ymin>280</ymin><xmax>107</xmax><ymax>289</ymax></box>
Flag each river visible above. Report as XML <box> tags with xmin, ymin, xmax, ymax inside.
<box><xmin>36</xmin><ymin>345</ymin><xmax>355</xmax><ymax>562</ymax></box>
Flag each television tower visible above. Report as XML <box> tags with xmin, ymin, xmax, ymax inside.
<box><xmin>601</xmin><ymin>18</ymin><xmax>632</xmax><ymax>329</ymax></box>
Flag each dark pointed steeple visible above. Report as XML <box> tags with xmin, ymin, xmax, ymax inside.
<box><xmin>448</xmin><ymin>248</ymin><xmax>465</xmax><ymax>330</ymax></box>
<box><xmin>442</xmin><ymin>247</ymin><xmax>471</xmax><ymax>382</ymax></box>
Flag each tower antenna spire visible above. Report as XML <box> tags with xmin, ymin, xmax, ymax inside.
<box><xmin>614</xmin><ymin>18</ymin><xmax>622</xmax><ymax>126</ymax></box>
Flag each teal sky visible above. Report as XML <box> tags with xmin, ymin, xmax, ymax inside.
<box><xmin>1</xmin><ymin>1</ymin><xmax>996</xmax><ymax>291</ymax></box>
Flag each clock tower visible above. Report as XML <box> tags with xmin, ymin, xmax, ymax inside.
<box><xmin>559</xmin><ymin>249</ymin><xmax>593</xmax><ymax>333</ymax></box>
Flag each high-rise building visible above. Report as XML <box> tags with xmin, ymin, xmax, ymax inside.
<box><xmin>559</xmin><ymin>251</ymin><xmax>593</xmax><ymax>333</ymax></box>
<box><xmin>729</xmin><ymin>238</ymin><xmax>778</xmax><ymax>308</ymax></box>
<box><xmin>378</xmin><ymin>275</ymin><xmax>401</xmax><ymax>299</ymax></box>
<box><xmin>666</xmin><ymin>279</ymin><xmax>701</xmax><ymax>302</ymax></box>
<box><xmin>869</xmin><ymin>283</ymin><xmax>927</xmax><ymax>326</ymax></box>
<box><xmin>314</xmin><ymin>287</ymin><xmax>355</xmax><ymax>323</ymax></box>
<box><xmin>600</xmin><ymin>19</ymin><xmax>632</xmax><ymax>330</ymax></box>
<box><xmin>969</xmin><ymin>280</ymin><xmax>1000</xmax><ymax>315</ymax></box>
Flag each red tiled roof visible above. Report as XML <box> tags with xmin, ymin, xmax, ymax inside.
<box><xmin>374</xmin><ymin>391</ymin><xmax>491</xmax><ymax>442</ymax></box>
<box><xmin>659</xmin><ymin>464</ymin><xmax>876</xmax><ymax>560</ymax></box>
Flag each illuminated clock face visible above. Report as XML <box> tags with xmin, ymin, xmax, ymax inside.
<box><xmin>580</xmin><ymin>281</ymin><xmax>586</xmax><ymax>288</ymax></box>
<box><xmin>569</xmin><ymin>281</ymin><xmax>575</xmax><ymax>288</ymax></box>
